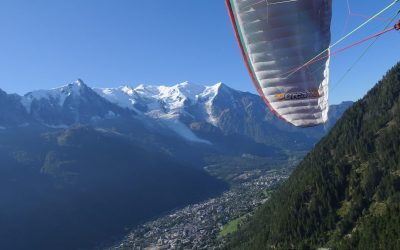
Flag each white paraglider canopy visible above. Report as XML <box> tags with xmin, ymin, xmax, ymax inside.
<box><xmin>227</xmin><ymin>0</ymin><xmax>332</xmax><ymax>127</ymax></box>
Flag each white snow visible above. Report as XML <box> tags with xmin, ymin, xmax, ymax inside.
<box><xmin>97</xmin><ymin>82</ymin><xmax>203</xmax><ymax>112</ymax></box>
<box><xmin>21</xmin><ymin>79</ymin><xmax>86</xmax><ymax>112</ymax></box>
<box><xmin>94</xmin><ymin>86</ymin><xmax>136</xmax><ymax>109</ymax></box>
<box><xmin>20</xmin><ymin>79</ymin><xmax>226</xmax><ymax>144</ymax></box>
<box><xmin>95</xmin><ymin>81</ymin><xmax>221</xmax><ymax>117</ymax></box>
<box><xmin>198</xmin><ymin>83</ymin><xmax>223</xmax><ymax>126</ymax></box>
<box><xmin>95</xmin><ymin>81</ymin><xmax>225</xmax><ymax>144</ymax></box>
<box><xmin>160</xmin><ymin>118</ymin><xmax>211</xmax><ymax>144</ymax></box>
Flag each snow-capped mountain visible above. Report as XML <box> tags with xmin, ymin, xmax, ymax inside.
<box><xmin>94</xmin><ymin>81</ymin><xmax>221</xmax><ymax>123</ymax></box>
<box><xmin>0</xmin><ymin>79</ymin><xmax>353</xmax><ymax>150</ymax></box>
<box><xmin>95</xmin><ymin>81</ymin><xmax>352</xmax><ymax>149</ymax></box>
<box><xmin>94</xmin><ymin>81</ymin><xmax>227</xmax><ymax>144</ymax></box>
<box><xmin>21</xmin><ymin>79</ymin><xmax>134</xmax><ymax>127</ymax></box>
<box><xmin>22</xmin><ymin>79</ymin><xmax>87</xmax><ymax>112</ymax></box>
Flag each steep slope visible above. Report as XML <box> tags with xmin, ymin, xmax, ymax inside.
<box><xmin>228</xmin><ymin>63</ymin><xmax>400</xmax><ymax>250</ymax></box>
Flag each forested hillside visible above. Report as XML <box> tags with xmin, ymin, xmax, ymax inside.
<box><xmin>228</xmin><ymin>62</ymin><xmax>400</xmax><ymax>250</ymax></box>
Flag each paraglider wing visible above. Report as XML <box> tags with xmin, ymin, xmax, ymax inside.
<box><xmin>227</xmin><ymin>0</ymin><xmax>332</xmax><ymax>127</ymax></box>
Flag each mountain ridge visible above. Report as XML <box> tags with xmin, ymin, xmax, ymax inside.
<box><xmin>1</xmin><ymin>80</ymin><xmax>353</xmax><ymax>151</ymax></box>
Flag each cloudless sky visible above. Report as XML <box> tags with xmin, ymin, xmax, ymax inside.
<box><xmin>0</xmin><ymin>0</ymin><xmax>399</xmax><ymax>104</ymax></box>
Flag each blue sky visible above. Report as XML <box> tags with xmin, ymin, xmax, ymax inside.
<box><xmin>0</xmin><ymin>0</ymin><xmax>399</xmax><ymax>104</ymax></box>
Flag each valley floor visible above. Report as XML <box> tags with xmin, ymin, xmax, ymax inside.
<box><xmin>109</xmin><ymin>167</ymin><xmax>291</xmax><ymax>250</ymax></box>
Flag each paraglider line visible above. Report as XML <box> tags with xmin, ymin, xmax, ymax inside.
<box><xmin>283</xmin><ymin>0</ymin><xmax>400</xmax><ymax>79</ymax></box>
<box><xmin>347</xmin><ymin>0</ymin><xmax>395</xmax><ymax>22</ymax></box>
<box><xmin>349</xmin><ymin>12</ymin><xmax>397</xmax><ymax>22</ymax></box>
<box><xmin>286</xmin><ymin>26</ymin><xmax>396</xmax><ymax>75</ymax></box>
<box><xmin>331</xmin><ymin>11</ymin><xmax>400</xmax><ymax>93</ymax></box>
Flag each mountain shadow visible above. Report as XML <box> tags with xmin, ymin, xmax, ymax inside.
<box><xmin>0</xmin><ymin>126</ymin><xmax>227</xmax><ymax>250</ymax></box>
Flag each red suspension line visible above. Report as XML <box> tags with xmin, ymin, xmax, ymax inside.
<box><xmin>281</xmin><ymin>25</ymin><xmax>397</xmax><ymax>78</ymax></box>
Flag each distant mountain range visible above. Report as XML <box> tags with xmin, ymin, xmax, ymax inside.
<box><xmin>1</xmin><ymin>79</ymin><xmax>352</xmax><ymax>155</ymax></box>
<box><xmin>0</xmin><ymin>80</ymin><xmax>352</xmax><ymax>249</ymax></box>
